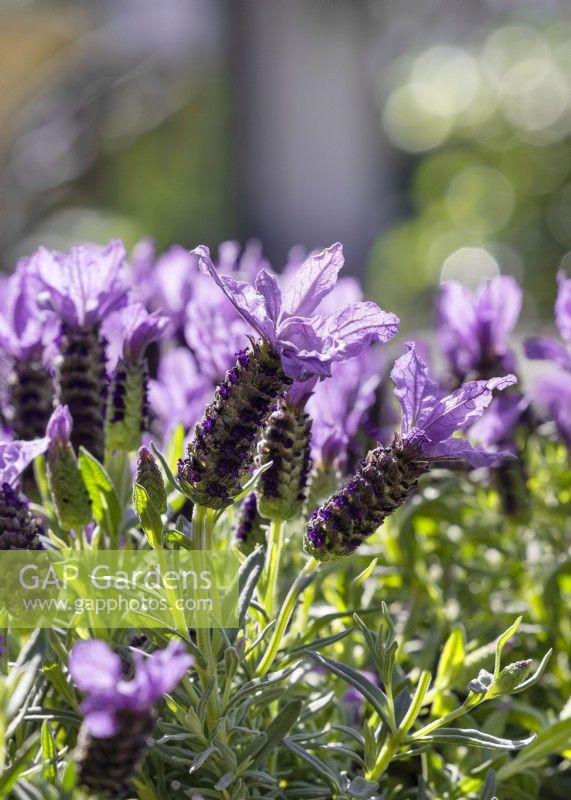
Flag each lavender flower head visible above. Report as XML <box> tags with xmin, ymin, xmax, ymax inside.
<box><xmin>305</xmin><ymin>343</ymin><xmax>516</xmax><ymax>561</ymax></box>
<box><xmin>525</xmin><ymin>271</ymin><xmax>571</xmax><ymax>371</ymax></box>
<box><xmin>308</xmin><ymin>351</ymin><xmax>381</xmax><ymax>473</ymax></box>
<box><xmin>437</xmin><ymin>276</ymin><xmax>522</xmax><ymax>381</ymax></box>
<box><xmin>393</xmin><ymin>343</ymin><xmax>517</xmax><ymax>467</ymax></box>
<box><xmin>31</xmin><ymin>240</ymin><xmax>128</xmax><ymax>329</ymax></box>
<box><xmin>104</xmin><ymin>303</ymin><xmax>169</xmax><ymax>371</ymax></box>
<box><xmin>69</xmin><ymin>639</ymin><xmax>192</xmax><ymax>737</ymax></box>
<box><xmin>193</xmin><ymin>242</ymin><xmax>399</xmax><ymax>380</ymax></box>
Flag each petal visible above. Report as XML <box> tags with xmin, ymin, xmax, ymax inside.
<box><xmin>46</xmin><ymin>406</ymin><xmax>73</xmax><ymax>449</ymax></box>
<box><xmin>532</xmin><ymin>369</ymin><xmax>571</xmax><ymax>449</ymax></box>
<box><xmin>192</xmin><ymin>245</ymin><xmax>276</xmax><ymax>341</ymax></box>
<box><xmin>426</xmin><ymin>438</ymin><xmax>515</xmax><ymax>467</ymax></box>
<box><xmin>391</xmin><ymin>343</ymin><xmax>428</xmax><ymax>436</ymax></box>
<box><xmin>419</xmin><ymin>374</ymin><xmax>517</xmax><ymax>443</ymax></box>
<box><xmin>0</xmin><ymin>437</ymin><xmax>49</xmax><ymax>487</ymax></box>
<box><xmin>470</xmin><ymin>393</ymin><xmax>529</xmax><ymax>446</ymax></box>
<box><xmin>69</xmin><ymin>640</ymin><xmax>123</xmax><ymax>694</ymax></box>
<box><xmin>132</xmin><ymin>642</ymin><xmax>193</xmax><ymax>703</ymax></box>
<box><xmin>437</xmin><ymin>282</ymin><xmax>479</xmax><ymax>372</ymax></box>
<box><xmin>555</xmin><ymin>270</ymin><xmax>571</xmax><ymax>343</ymax></box>
<box><xmin>83</xmin><ymin>709</ymin><xmax>120</xmax><ymax>738</ymax></box>
<box><xmin>281</xmin><ymin>242</ymin><xmax>345</xmax><ymax>317</ymax></box>
<box><xmin>477</xmin><ymin>276</ymin><xmax>522</xmax><ymax>350</ymax></box>
<box><xmin>313</xmin><ymin>301</ymin><xmax>400</xmax><ymax>358</ymax></box>
<box><xmin>255</xmin><ymin>269</ymin><xmax>282</xmax><ymax>322</ymax></box>
<box><xmin>524</xmin><ymin>337</ymin><xmax>571</xmax><ymax>370</ymax></box>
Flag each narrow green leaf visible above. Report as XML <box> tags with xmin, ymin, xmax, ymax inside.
<box><xmin>78</xmin><ymin>448</ymin><xmax>121</xmax><ymax>531</ymax></box>
<box><xmin>250</xmin><ymin>699</ymin><xmax>303</xmax><ymax>767</ymax></box>
<box><xmin>434</xmin><ymin>626</ymin><xmax>465</xmax><ymax>692</ymax></box>
<box><xmin>414</xmin><ymin>727</ymin><xmax>535</xmax><ymax>750</ymax></box>
<box><xmin>480</xmin><ymin>768</ymin><xmax>497</xmax><ymax>800</ymax></box>
<box><xmin>133</xmin><ymin>483</ymin><xmax>164</xmax><ymax>549</ymax></box>
<box><xmin>494</xmin><ymin>617</ymin><xmax>522</xmax><ymax>679</ymax></box>
<box><xmin>40</xmin><ymin>721</ymin><xmax>57</xmax><ymax>784</ymax></box>
<box><xmin>282</xmin><ymin>739</ymin><xmax>341</xmax><ymax>792</ymax></box>
<box><xmin>308</xmin><ymin>651</ymin><xmax>393</xmax><ymax>732</ymax></box>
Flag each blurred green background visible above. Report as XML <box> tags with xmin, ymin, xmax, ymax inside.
<box><xmin>1</xmin><ymin>0</ymin><xmax>571</xmax><ymax>329</ymax></box>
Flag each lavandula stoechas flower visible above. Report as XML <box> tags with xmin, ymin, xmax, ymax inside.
<box><xmin>46</xmin><ymin>406</ymin><xmax>92</xmax><ymax>530</ymax></box>
<box><xmin>437</xmin><ymin>276</ymin><xmax>522</xmax><ymax>383</ymax></box>
<box><xmin>525</xmin><ymin>272</ymin><xmax>571</xmax><ymax>450</ymax></box>
<box><xmin>182</xmin><ymin>243</ymin><xmax>399</xmax><ymax>509</ymax></box>
<box><xmin>0</xmin><ymin>262</ymin><xmax>58</xmax><ymax>439</ymax></box>
<box><xmin>0</xmin><ymin>437</ymin><xmax>49</xmax><ymax>549</ymax></box>
<box><xmin>305</xmin><ymin>343</ymin><xmax>516</xmax><ymax>561</ymax></box>
<box><xmin>32</xmin><ymin>241</ymin><xmax>128</xmax><ymax>461</ymax></box>
<box><xmin>70</xmin><ymin>639</ymin><xmax>191</xmax><ymax>797</ymax></box>
<box><xmin>104</xmin><ymin>303</ymin><xmax>168</xmax><ymax>455</ymax></box>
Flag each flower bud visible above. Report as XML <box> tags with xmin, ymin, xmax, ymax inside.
<box><xmin>105</xmin><ymin>360</ymin><xmax>149</xmax><ymax>455</ymax></box>
<box><xmin>256</xmin><ymin>399</ymin><xmax>312</xmax><ymax>521</ymax></box>
<box><xmin>178</xmin><ymin>341</ymin><xmax>290</xmax><ymax>510</ymax></box>
<box><xmin>135</xmin><ymin>447</ymin><xmax>167</xmax><ymax>515</ymax></box>
<box><xmin>46</xmin><ymin>406</ymin><xmax>92</xmax><ymax>530</ymax></box>
<box><xmin>304</xmin><ymin>444</ymin><xmax>427</xmax><ymax>561</ymax></box>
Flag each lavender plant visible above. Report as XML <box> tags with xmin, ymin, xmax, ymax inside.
<box><xmin>0</xmin><ymin>238</ymin><xmax>568</xmax><ymax>800</ymax></box>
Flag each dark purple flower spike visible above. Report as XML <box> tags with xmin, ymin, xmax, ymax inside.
<box><xmin>70</xmin><ymin>639</ymin><xmax>192</xmax><ymax>797</ymax></box>
<box><xmin>437</xmin><ymin>276</ymin><xmax>522</xmax><ymax>382</ymax></box>
<box><xmin>305</xmin><ymin>343</ymin><xmax>516</xmax><ymax>561</ymax></box>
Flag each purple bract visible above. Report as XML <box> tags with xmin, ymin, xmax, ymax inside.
<box><xmin>192</xmin><ymin>242</ymin><xmax>399</xmax><ymax>380</ymax></box>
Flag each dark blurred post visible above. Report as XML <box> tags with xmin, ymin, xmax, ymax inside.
<box><xmin>231</xmin><ymin>0</ymin><xmax>389</xmax><ymax>272</ymax></box>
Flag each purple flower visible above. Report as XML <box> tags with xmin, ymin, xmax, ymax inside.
<box><xmin>308</xmin><ymin>352</ymin><xmax>381</xmax><ymax>471</ymax></box>
<box><xmin>30</xmin><ymin>240</ymin><xmax>128</xmax><ymax>328</ymax></box>
<box><xmin>104</xmin><ymin>303</ymin><xmax>169</xmax><ymax>370</ymax></box>
<box><xmin>437</xmin><ymin>276</ymin><xmax>522</xmax><ymax>380</ymax></box>
<box><xmin>0</xmin><ymin>261</ymin><xmax>59</xmax><ymax>363</ymax></box>
<box><xmin>149</xmin><ymin>348</ymin><xmax>213</xmax><ymax>437</ymax></box>
<box><xmin>525</xmin><ymin>271</ymin><xmax>571</xmax><ymax>371</ymax></box>
<box><xmin>69</xmin><ymin>640</ymin><xmax>192</xmax><ymax>738</ymax></box>
<box><xmin>0</xmin><ymin>437</ymin><xmax>49</xmax><ymax>487</ymax></box>
<box><xmin>192</xmin><ymin>242</ymin><xmax>399</xmax><ymax>380</ymax></box>
<box><xmin>393</xmin><ymin>343</ymin><xmax>517</xmax><ymax>467</ymax></box>
<box><xmin>46</xmin><ymin>405</ymin><xmax>72</xmax><ymax>450</ymax></box>
<box><xmin>532</xmin><ymin>370</ymin><xmax>571</xmax><ymax>449</ymax></box>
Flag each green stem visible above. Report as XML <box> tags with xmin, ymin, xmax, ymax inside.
<box><xmin>256</xmin><ymin>558</ymin><xmax>319</xmax><ymax>677</ymax></box>
<box><xmin>264</xmin><ymin>518</ymin><xmax>285</xmax><ymax>619</ymax></box>
<box><xmin>192</xmin><ymin>505</ymin><xmax>222</xmax><ymax>729</ymax></box>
